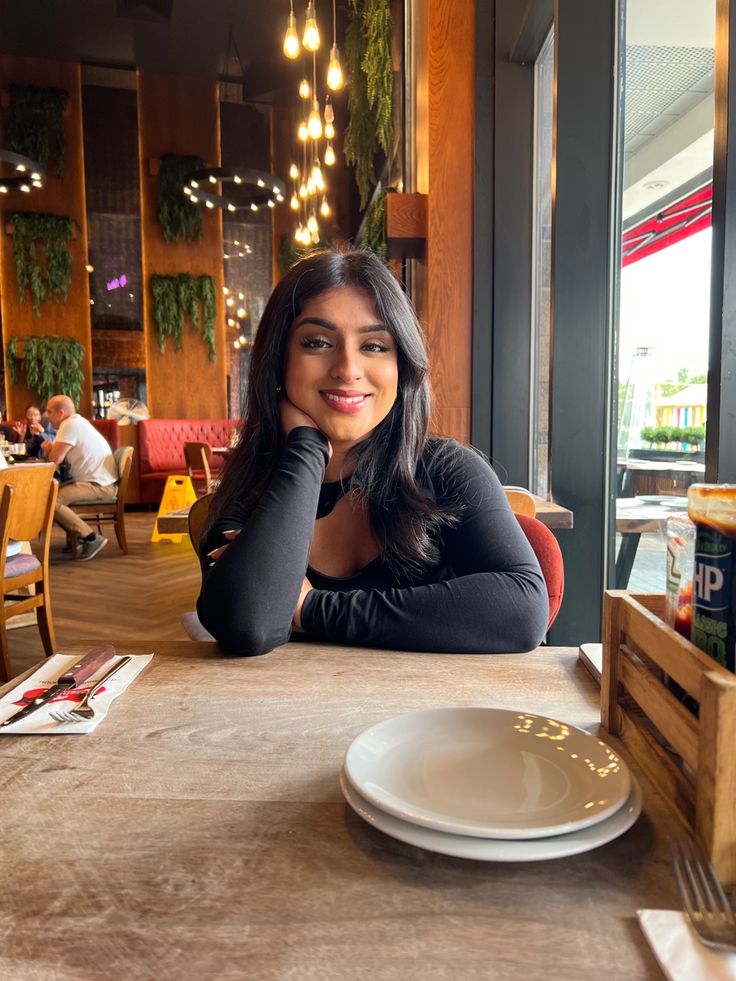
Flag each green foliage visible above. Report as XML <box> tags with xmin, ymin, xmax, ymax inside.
<box><xmin>659</xmin><ymin>369</ymin><xmax>708</xmax><ymax>398</ymax></box>
<box><xmin>6</xmin><ymin>84</ymin><xmax>68</xmax><ymax>179</ymax></box>
<box><xmin>150</xmin><ymin>273</ymin><xmax>217</xmax><ymax>361</ymax></box>
<box><xmin>344</xmin><ymin>0</ymin><xmax>393</xmax><ymax>207</ymax></box>
<box><xmin>278</xmin><ymin>235</ymin><xmax>335</xmax><ymax>275</ymax></box>
<box><xmin>640</xmin><ymin>425</ymin><xmax>706</xmax><ymax>447</ymax></box>
<box><xmin>157</xmin><ymin>154</ymin><xmax>204</xmax><ymax>243</ymax></box>
<box><xmin>9</xmin><ymin>212</ymin><xmax>77</xmax><ymax>316</ymax></box>
<box><xmin>6</xmin><ymin>334</ymin><xmax>84</xmax><ymax>405</ymax></box>
<box><xmin>362</xmin><ymin>187</ymin><xmax>393</xmax><ymax>260</ymax></box>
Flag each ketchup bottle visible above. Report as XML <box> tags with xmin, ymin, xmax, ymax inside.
<box><xmin>688</xmin><ymin>484</ymin><xmax>736</xmax><ymax>671</ymax></box>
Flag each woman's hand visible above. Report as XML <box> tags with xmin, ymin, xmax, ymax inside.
<box><xmin>292</xmin><ymin>575</ymin><xmax>313</xmax><ymax>632</ymax></box>
<box><xmin>29</xmin><ymin>421</ymin><xmax>44</xmax><ymax>436</ymax></box>
<box><xmin>280</xmin><ymin>395</ymin><xmax>332</xmax><ymax>458</ymax></box>
<box><xmin>16</xmin><ymin>422</ymin><xmax>27</xmax><ymax>439</ymax></box>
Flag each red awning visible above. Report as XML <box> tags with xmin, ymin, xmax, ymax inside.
<box><xmin>622</xmin><ymin>183</ymin><xmax>712</xmax><ymax>267</ymax></box>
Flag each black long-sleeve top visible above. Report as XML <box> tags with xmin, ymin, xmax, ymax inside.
<box><xmin>197</xmin><ymin>428</ymin><xmax>549</xmax><ymax>656</ymax></box>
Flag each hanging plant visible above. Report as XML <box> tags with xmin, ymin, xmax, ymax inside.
<box><xmin>157</xmin><ymin>154</ymin><xmax>205</xmax><ymax>243</ymax></box>
<box><xmin>362</xmin><ymin>187</ymin><xmax>395</xmax><ymax>261</ymax></box>
<box><xmin>6</xmin><ymin>84</ymin><xmax>69</xmax><ymax>179</ymax></box>
<box><xmin>344</xmin><ymin>0</ymin><xmax>393</xmax><ymax>207</ymax></box>
<box><xmin>5</xmin><ymin>334</ymin><xmax>84</xmax><ymax>405</ymax></box>
<box><xmin>151</xmin><ymin>273</ymin><xmax>217</xmax><ymax>361</ymax></box>
<box><xmin>8</xmin><ymin>212</ymin><xmax>77</xmax><ymax>317</ymax></box>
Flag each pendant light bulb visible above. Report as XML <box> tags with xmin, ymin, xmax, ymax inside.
<box><xmin>324</xmin><ymin>99</ymin><xmax>334</xmax><ymax>125</ymax></box>
<box><xmin>307</xmin><ymin>98</ymin><xmax>322</xmax><ymax>140</ymax></box>
<box><xmin>308</xmin><ymin>213</ymin><xmax>318</xmax><ymax>234</ymax></box>
<box><xmin>290</xmin><ymin>192</ymin><xmax>299</xmax><ymax>210</ymax></box>
<box><xmin>299</xmin><ymin>77</ymin><xmax>311</xmax><ymax>100</ymax></box>
<box><xmin>311</xmin><ymin>229</ymin><xmax>320</xmax><ymax>244</ymax></box>
<box><xmin>324</xmin><ymin>121</ymin><xmax>335</xmax><ymax>140</ymax></box>
<box><xmin>326</xmin><ymin>45</ymin><xmax>344</xmax><ymax>91</ymax></box>
<box><xmin>320</xmin><ymin>196</ymin><xmax>330</xmax><ymax>217</ymax></box>
<box><xmin>307</xmin><ymin>176</ymin><xmax>315</xmax><ymax>195</ymax></box>
<box><xmin>283</xmin><ymin>10</ymin><xmax>300</xmax><ymax>59</ymax></box>
<box><xmin>289</xmin><ymin>163</ymin><xmax>299</xmax><ymax>181</ymax></box>
<box><xmin>303</xmin><ymin>1</ymin><xmax>320</xmax><ymax>51</ymax></box>
<box><xmin>324</xmin><ymin>142</ymin><xmax>336</xmax><ymax>166</ymax></box>
<box><xmin>298</xmin><ymin>120</ymin><xmax>309</xmax><ymax>142</ymax></box>
<box><xmin>299</xmin><ymin>181</ymin><xmax>308</xmax><ymax>199</ymax></box>
<box><xmin>294</xmin><ymin>225</ymin><xmax>302</xmax><ymax>243</ymax></box>
<box><xmin>311</xmin><ymin>160</ymin><xmax>324</xmax><ymax>191</ymax></box>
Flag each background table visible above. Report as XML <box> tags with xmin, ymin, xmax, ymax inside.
<box><xmin>0</xmin><ymin>641</ymin><xmax>680</xmax><ymax>979</ymax></box>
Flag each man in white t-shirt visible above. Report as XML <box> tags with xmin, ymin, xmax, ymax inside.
<box><xmin>42</xmin><ymin>394</ymin><xmax>118</xmax><ymax>561</ymax></box>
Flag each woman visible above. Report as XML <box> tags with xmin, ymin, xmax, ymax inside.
<box><xmin>17</xmin><ymin>404</ymin><xmax>55</xmax><ymax>459</ymax></box>
<box><xmin>198</xmin><ymin>249</ymin><xmax>548</xmax><ymax>656</ymax></box>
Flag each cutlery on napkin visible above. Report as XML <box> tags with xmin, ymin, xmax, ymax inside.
<box><xmin>638</xmin><ymin>909</ymin><xmax>736</xmax><ymax>980</ymax></box>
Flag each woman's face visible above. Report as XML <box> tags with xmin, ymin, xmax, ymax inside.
<box><xmin>26</xmin><ymin>407</ymin><xmax>41</xmax><ymax>426</ymax></box>
<box><xmin>283</xmin><ymin>285</ymin><xmax>399</xmax><ymax>452</ymax></box>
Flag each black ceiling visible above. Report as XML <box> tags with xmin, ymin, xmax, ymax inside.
<box><xmin>0</xmin><ymin>0</ymin><xmax>333</xmax><ymax>100</ymax></box>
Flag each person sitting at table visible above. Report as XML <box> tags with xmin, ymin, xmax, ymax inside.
<box><xmin>41</xmin><ymin>394</ymin><xmax>117</xmax><ymax>561</ymax></box>
<box><xmin>197</xmin><ymin>249</ymin><xmax>548</xmax><ymax>656</ymax></box>
<box><xmin>0</xmin><ymin>420</ymin><xmax>18</xmax><ymax>442</ymax></box>
<box><xmin>16</xmin><ymin>403</ymin><xmax>56</xmax><ymax>459</ymax></box>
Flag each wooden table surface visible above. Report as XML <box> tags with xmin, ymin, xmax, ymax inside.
<box><xmin>0</xmin><ymin>643</ymin><xmax>677</xmax><ymax>980</ymax></box>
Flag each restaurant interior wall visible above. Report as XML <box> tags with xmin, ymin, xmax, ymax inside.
<box><xmin>0</xmin><ymin>56</ymin><xmax>94</xmax><ymax>419</ymax></box>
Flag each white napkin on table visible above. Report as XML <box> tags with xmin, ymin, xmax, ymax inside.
<box><xmin>638</xmin><ymin>909</ymin><xmax>736</xmax><ymax>980</ymax></box>
<box><xmin>0</xmin><ymin>651</ymin><xmax>152</xmax><ymax>734</ymax></box>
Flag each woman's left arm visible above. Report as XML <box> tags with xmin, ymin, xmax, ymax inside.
<box><xmin>300</xmin><ymin>447</ymin><xmax>550</xmax><ymax>653</ymax></box>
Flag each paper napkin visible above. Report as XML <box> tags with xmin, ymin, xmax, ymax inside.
<box><xmin>0</xmin><ymin>652</ymin><xmax>153</xmax><ymax>734</ymax></box>
<box><xmin>638</xmin><ymin>909</ymin><xmax>736</xmax><ymax>981</ymax></box>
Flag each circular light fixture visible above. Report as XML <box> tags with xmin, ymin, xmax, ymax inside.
<box><xmin>183</xmin><ymin>167</ymin><xmax>287</xmax><ymax>212</ymax></box>
<box><xmin>0</xmin><ymin>149</ymin><xmax>45</xmax><ymax>195</ymax></box>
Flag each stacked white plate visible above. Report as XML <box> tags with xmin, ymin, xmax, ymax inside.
<box><xmin>341</xmin><ymin>707</ymin><xmax>642</xmax><ymax>861</ymax></box>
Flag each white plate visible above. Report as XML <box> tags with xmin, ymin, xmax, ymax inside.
<box><xmin>638</xmin><ymin>495</ymin><xmax>685</xmax><ymax>505</ymax></box>
<box><xmin>659</xmin><ymin>499</ymin><xmax>689</xmax><ymax>510</ymax></box>
<box><xmin>344</xmin><ymin>707</ymin><xmax>631</xmax><ymax>839</ymax></box>
<box><xmin>341</xmin><ymin>769</ymin><xmax>642</xmax><ymax>862</ymax></box>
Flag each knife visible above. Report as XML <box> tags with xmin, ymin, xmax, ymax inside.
<box><xmin>0</xmin><ymin>645</ymin><xmax>118</xmax><ymax>729</ymax></box>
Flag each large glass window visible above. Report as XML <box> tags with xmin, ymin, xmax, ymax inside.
<box><xmin>613</xmin><ymin>0</ymin><xmax>714</xmax><ymax>590</ymax></box>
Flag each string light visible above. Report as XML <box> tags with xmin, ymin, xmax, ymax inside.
<box><xmin>307</xmin><ymin>55</ymin><xmax>322</xmax><ymax>139</ymax></box>
<box><xmin>326</xmin><ymin>0</ymin><xmax>344</xmax><ymax>90</ymax></box>
<box><xmin>298</xmin><ymin>120</ymin><xmax>309</xmax><ymax>142</ymax></box>
<box><xmin>324</xmin><ymin>142</ymin><xmax>336</xmax><ymax>166</ymax></box>
<box><xmin>289</xmin><ymin>163</ymin><xmax>299</xmax><ymax>180</ymax></box>
<box><xmin>299</xmin><ymin>77</ymin><xmax>311</xmax><ymax>100</ymax></box>
<box><xmin>283</xmin><ymin>1</ymin><xmax>300</xmax><ymax>58</ymax></box>
<box><xmin>303</xmin><ymin>0</ymin><xmax>320</xmax><ymax>51</ymax></box>
<box><xmin>290</xmin><ymin>192</ymin><xmax>299</xmax><ymax>210</ymax></box>
<box><xmin>307</xmin><ymin>213</ymin><xmax>318</xmax><ymax>234</ymax></box>
<box><xmin>311</xmin><ymin>159</ymin><xmax>324</xmax><ymax>191</ymax></box>
<box><xmin>325</xmin><ymin>121</ymin><xmax>335</xmax><ymax>140</ymax></box>
<box><xmin>320</xmin><ymin>196</ymin><xmax>330</xmax><ymax>217</ymax></box>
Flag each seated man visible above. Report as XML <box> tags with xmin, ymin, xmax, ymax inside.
<box><xmin>42</xmin><ymin>394</ymin><xmax>118</xmax><ymax>561</ymax></box>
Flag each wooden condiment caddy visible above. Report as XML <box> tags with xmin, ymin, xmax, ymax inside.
<box><xmin>601</xmin><ymin>590</ymin><xmax>736</xmax><ymax>884</ymax></box>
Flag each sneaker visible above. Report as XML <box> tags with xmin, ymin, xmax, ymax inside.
<box><xmin>78</xmin><ymin>534</ymin><xmax>108</xmax><ymax>562</ymax></box>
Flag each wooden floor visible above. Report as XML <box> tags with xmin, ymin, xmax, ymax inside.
<box><xmin>7</xmin><ymin>512</ymin><xmax>202</xmax><ymax>679</ymax></box>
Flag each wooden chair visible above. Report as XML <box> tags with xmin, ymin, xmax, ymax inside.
<box><xmin>68</xmin><ymin>446</ymin><xmax>134</xmax><ymax>557</ymax></box>
<box><xmin>184</xmin><ymin>441</ymin><xmax>213</xmax><ymax>497</ymax></box>
<box><xmin>0</xmin><ymin>464</ymin><xmax>58</xmax><ymax>682</ymax></box>
<box><xmin>503</xmin><ymin>486</ymin><xmax>537</xmax><ymax>517</ymax></box>
<box><xmin>187</xmin><ymin>494</ymin><xmax>212</xmax><ymax>557</ymax></box>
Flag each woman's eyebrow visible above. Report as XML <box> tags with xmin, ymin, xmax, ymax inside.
<box><xmin>293</xmin><ymin>316</ymin><xmax>389</xmax><ymax>333</ymax></box>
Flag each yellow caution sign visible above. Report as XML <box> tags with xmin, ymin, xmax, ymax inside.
<box><xmin>151</xmin><ymin>475</ymin><xmax>197</xmax><ymax>543</ymax></box>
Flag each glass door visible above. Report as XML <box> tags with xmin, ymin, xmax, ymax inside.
<box><xmin>613</xmin><ymin>0</ymin><xmax>715</xmax><ymax>591</ymax></box>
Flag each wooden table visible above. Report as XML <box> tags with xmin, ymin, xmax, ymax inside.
<box><xmin>0</xmin><ymin>642</ymin><xmax>679</xmax><ymax>979</ymax></box>
<box><xmin>615</xmin><ymin>498</ymin><xmax>688</xmax><ymax>587</ymax></box>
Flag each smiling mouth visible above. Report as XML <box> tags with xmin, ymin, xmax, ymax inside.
<box><xmin>320</xmin><ymin>391</ymin><xmax>371</xmax><ymax>412</ymax></box>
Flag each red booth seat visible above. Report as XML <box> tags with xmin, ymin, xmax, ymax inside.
<box><xmin>137</xmin><ymin>418</ymin><xmax>241</xmax><ymax>504</ymax></box>
<box><xmin>91</xmin><ymin>418</ymin><xmax>120</xmax><ymax>450</ymax></box>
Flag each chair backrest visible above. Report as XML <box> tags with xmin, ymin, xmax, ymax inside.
<box><xmin>92</xmin><ymin>418</ymin><xmax>120</xmax><ymax>450</ymax></box>
<box><xmin>113</xmin><ymin>446</ymin><xmax>134</xmax><ymax>503</ymax></box>
<box><xmin>503</xmin><ymin>486</ymin><xmax>537</xmax><ymax>517</ymax></box>
<box><xmin>515</xmin><ymin>512</ymin><xmax>564</xmax><ymax>629</ymax></box>
<box><xmin>184</xmin><ymin>441</ymin><xmax>213</xmax><ymax>494</ymax></box>
<box><xmin>188</xmin><ymin>494</ymin><xmax>212</xmax><ymax>557</ymax></box>
<box><xmin>0</xmin><ymin>464</ymin><xmax>57</xmax><ymax>545</ymax></box>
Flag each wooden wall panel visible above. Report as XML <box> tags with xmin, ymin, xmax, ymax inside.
<box><xmin>0</xmin><ymin>57</ymin><xmax>93</xmax><ymax>419</ymax></box>
<box><xmin>137</xmin><ymin>72</ymin><xmax>227</xmax><ymax>419</ymax></box>
<box><xmin>415</xmin><ymin>0</ymin><xmax>474</xmax><ymax>443</ymax></box>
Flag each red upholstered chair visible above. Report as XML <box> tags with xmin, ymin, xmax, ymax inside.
<box><xmin>514</xmin><ymin>513</ymin><xmax>564</xmax><ymax>629</ymax></box>
<box><xmin>137</xmin><ymin>419</ymin><xmax>241</xmax><ymax>504</ymax></box>
<box><xmin>91</xmin><ymin>418</ymin><xmax>120</xmax><ymax>450</ymax></box>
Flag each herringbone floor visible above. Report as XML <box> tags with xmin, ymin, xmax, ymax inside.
<box><xmin>7</xmin><ymin>512</ymin><xmax>202</xmax><ymax>678</ymax></box>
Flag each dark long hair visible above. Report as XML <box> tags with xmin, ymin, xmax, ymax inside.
<box><xmin>209</xmin><ymin>249</ymin><xmax>458</xmax><ymax>574</ymax></box>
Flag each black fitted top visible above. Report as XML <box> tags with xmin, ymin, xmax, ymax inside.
<box><xmin>197</xmin><ymin>428</ymin><xmax>549</xmax><ymax>656</ymax></box>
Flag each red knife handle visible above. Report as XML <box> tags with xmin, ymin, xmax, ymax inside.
<box><xmin>58</xmin><ymin>645</ymin><xmax>117</xmax><ymax>686</ymax></box>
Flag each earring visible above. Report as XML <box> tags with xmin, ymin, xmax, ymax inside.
<box><xmin>276</xmin><ymin>384</ymin><xmax>282</xmax><ymax>393</ymax></box>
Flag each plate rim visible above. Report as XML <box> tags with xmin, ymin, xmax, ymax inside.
<box><xmin>344</xmin><ymin>705</ymin><xmax>631</xmax><ymax>840</ymax></box>
<box><xmin>340</xmin><ymin>768</ymin><xmax>643</xmax><ymax>862</ymax></box>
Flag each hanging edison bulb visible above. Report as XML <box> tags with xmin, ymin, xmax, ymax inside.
<box><xmin>294</xmin><ymin>224</ymin><xmax>303</xmax><ymax>243</ymax></box>
<box><xmin>311</xmin><ymin>228</ymin><xmax>320</xmax><ymax>244</ymax></box>
<box><xmin>299</xmin><ymin>77</ymin><xmax>311</xmax><ymax>100</ymax></box>
<box><xmin>283</xmin><ymin>3</ymin><xmax>300</xmax><ymax>59</ymax></box>
<box><xmin>311</xmin><ymin>159</ymin><xmax>324</xmax><ymax>191</ymax></box>
<box><xmin>289</xmin><ymin>163</ymin><xmax>299</xmax><ymax>181</ymax></box>
<box><xmin>299</xmin><ymin>181</ymin><xmax>308</xmax><ymax>199</ymax></box>
<box><xmin>324</xmin><ymin>121</ymin><xmax>335</xmax><ymax>140</ymax></box>
<box><xmin>290</xmin><ymin>192</ymin><xmax>299</xmax><ymax>210</ymax></box>
<box><xmin>320</xmin><ymin>196</ymin><xmax>330</xmax><ymax>217</ymax></box>
<box><xmin>307</xmin><ymin>175</ymin><xmax>316</xmax><ymax>195</ymax></box>
<box><xmin>298</xmin><ymin>120</ymin><xmax>309</xmax><ymax>142</ymax></box>
<box><xmin>307</xmin><ymin>212</ymin><xmax>318</xmax><ymax>234</ymax></box>
<box><xmin>307</xmin><ymin>98</ymin><xmax>322</xmax><ymax>139</ymax></box>
<box><xmin>324</xmin><ymin>142</ymin><xmax>336</xmax><ymax>166</ymax></box>
<box><xmin>327</xmin><ymin>46</ymin><xmax>344</xmax><ymax>91</ymax></box>
<box><xmin>303</xmin><ymin>0</ymin><xmax>320</xmax><ymax>51</ymax></box>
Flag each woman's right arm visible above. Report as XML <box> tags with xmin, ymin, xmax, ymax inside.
<box><xmin>196</xmin><ymin>427</ymin><xmax>330</xmax><ymax>656</ymax></box>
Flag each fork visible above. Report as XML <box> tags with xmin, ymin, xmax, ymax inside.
<box><xmin>50</xmin><ymin>656</ymin><xmax>132</xmax><ymax>724</ymax></box>
<box><xmin>671</xmin><ymin>836</ymin><xmax>736</xmax><ymax>952</ymax></box>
